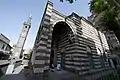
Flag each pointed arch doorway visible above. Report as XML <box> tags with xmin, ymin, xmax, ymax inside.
<box><xmin>50</xmin><ymin>21</ymin><xmax>73</xmax><ymax>69</ymax></box>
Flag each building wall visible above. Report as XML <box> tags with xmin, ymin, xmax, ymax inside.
<box><xmin>0</xmin><ymin>34</ymin><xmax>11</xmax><ymax>51</ymax></box>
<box><xmin>5</xmin><ymin>45</ymin><xmax>11</xmax><ymax>51</ymax></box>
<box><xmin>81</xmin><ymin>19</ymin><xmax>110</xmax><ymax>54</ymax></box>
<box><xmin>105</xmin><ymin>31</ymin><xmax>120</xmax><ymax>50</ymax></box>
<box><xmin>0</xmin><ymin>34</ymin><xmax>10</xmax><ymax>44</ymax></box>
<box><xmin>0</xmin><ymin>40</ymin><xmax>7</xmax><ymax>51</ymax></box>
<box><xmin>88</xmin><ymin>14</ymin><xmax>119</xmax><ymax>54</ymax></box>
<box><xmin>99</xmin><ymin>31</ymin><xmax>109</xmax><ymax>50</ymax></box>
<box><xmin>81</xmin><ymin>20</ymin><xmax>103</xmax><ymax>54</ymax></box>
<box><xmin>0</xmin><ymin>34</ymin><xmax>11</xmax><ymax>59</ymax></box>
<box><xmin>0</xmin><ymin>33</ymin><xmax>11</xmax><ymax>52</ymax></box>
<box><xmin>32</xmin><ymin>1</ymin><xmax>111</xmax><ymax>76</ymax></box>
<box><xmin>33</xmin><ymin>1</ymin><xmax>53</xmax><ymax>73</ymax></box>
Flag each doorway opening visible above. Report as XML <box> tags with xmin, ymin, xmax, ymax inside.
<box><xmin>50</xmin><ymin>21</ymin><xmax>72</xmax><ymax>69</ymax></box>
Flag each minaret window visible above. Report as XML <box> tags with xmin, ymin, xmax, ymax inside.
<box><xmin>108</xmin><ymin>37</ymin><xmax>110</xmax><ymax>40</ymax></box>
<box><xmin>2</xmin><ymin>44</ymin><xmax>5</xmax><ymax>49</ymax></box>
<box><xmin>25</xmin><ymin>26</ymin><xmax>27</xmax><ymax>28</ymax></box>
<box><xmin>86</xmin><ymin>46</ymin><xmax>91</xmax><ymax>53</ymax></box>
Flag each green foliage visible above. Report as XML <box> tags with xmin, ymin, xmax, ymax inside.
<box><xmin>27</xmin><ymin>49</ymin><xmax>32</xmax><ymax>57</ymax></box>
<box><xmin>24</xmin><ymin>49</ymin><xmax>32</xmax><ymax>59</ymax></box>
<box><xmin>89</xmin><ymin>0</ymin><xmax>109</xmax><ymax>14</ymax></box>
<box><xmin>101</xmin><ymin>7</ymin><xmax>119</xmax><ymax>31</ymax></box>
<box><xmin>89</xmin><ymin>0</ymin><xmax>120</xmax><ymax>41</ymax></box>
<box><xmin>89</xmin><ymin>0</ymin><xmax>120</xmax><ymax>32</ymax></box>
<box><xmin>60</xmin><ymin>0</ymin><xmax>75</xmax><ymax>3</ymax></box>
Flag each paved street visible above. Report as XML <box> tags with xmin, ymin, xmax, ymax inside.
<box><xmin>12</xmin><ymin>65</ymin><xmax>24</xmax><ymax>74</ymax></box>
<box><xmin>1</xmin><ymin>69</ymin><xmax>87</xmax><ymax>80</ymax></box>
<box><xmin>48</xmin><ymin>70</ymin><xmax>87</xmax><ymax>80</ymax></box>
<box><xmin>0</xmin><ymin>60</ymin><xmax>22</xmax><ymax>76</ymax></box>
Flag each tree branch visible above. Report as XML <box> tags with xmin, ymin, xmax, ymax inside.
<box><xmin>112</xmin><ymin>0</ymin><xmax>120</xmax><ymax>8</ymax></box>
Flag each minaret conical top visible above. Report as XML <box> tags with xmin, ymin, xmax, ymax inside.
<box><xmin>27</xmin><ymin>14</ymin><xmax>32</xmax><ymax>24</ymax></box>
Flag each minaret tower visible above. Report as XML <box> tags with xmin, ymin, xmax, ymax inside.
<box><xmin>14</xmin><ymin>15</ymin><xmax>32</xmax><ymax>59</ymax></box>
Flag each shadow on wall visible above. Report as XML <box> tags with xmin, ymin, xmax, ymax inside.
<box><xmin>0</xmin><ymin>67</ymin><xmax>4</xmax><ymax>78</ymax></box>
<box><xmin>0</xmin><ymin>63</ymin><xmax>9</xmax><ymax>78</ymax></box>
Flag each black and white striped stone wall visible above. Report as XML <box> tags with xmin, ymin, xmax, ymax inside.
<box><xmin>32</xmin><ymin>1</ymin><xmax>111</xmax><ymax>76</ymax></box>
<box><xmin>33</xmin><ymin>1</ymin><xmax>53</xmax><ymax>73</ymax></box>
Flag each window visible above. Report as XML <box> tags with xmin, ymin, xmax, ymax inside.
<box><xmin>97</xmin><ymin>48</ymin><xmax>101</xmax><ymax>54</ymax></box>
<box><xmin>86</xmin><ymin>46</ymin><xmax>91</xmax><ymax>53</ymax></box>
<box><xmin>111</xmin><ymin>45</ymin><xmax>113</xmax><ymax>48</ymax></box>
<box><xmin>86</xmin><ymin>46</ymin><xmax>94</xmax><ymax>68</ymax></box>
<box><xmin>108</xmin><ymin>37</ymin><xmax>110</xmax><ymax>40</ymax></box>
<box><xmin>2</xmin><ymin>44</ymin><xmax>5</xmax><ymax>49</ymax></box>
<box><xmin>25</xmin><ymin>26</ymin><xmax>27</xmax><ymax>28</ymax></box>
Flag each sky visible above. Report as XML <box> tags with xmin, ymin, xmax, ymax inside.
<box><xmin>0</xmin><ymin>0</ymin><xmax>91</xmax><ymax>49</ymax></box>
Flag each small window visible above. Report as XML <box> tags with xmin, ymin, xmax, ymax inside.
<box><xmin>25</xmin><ymin>26</ymin><xmax>27</xmax><ymax>28</ymax></box>
<box><xmin>111</xmin><ymin>45</ymin><xmax>113</xmax><ymax>48</ymax></box>
<box><xmin>86</xmin><ymin>46</ymin><xmax>91</xmax><ymax>53</ymax></box>
<box><xmin>108</xmin><ymin>37</ymin><xmax>110</xmax><ymax>40</ymax></box>
<box><xmin>2</xmin><ymin>44</ymin><xmax>5</xmax><ymax>49</ymax></box>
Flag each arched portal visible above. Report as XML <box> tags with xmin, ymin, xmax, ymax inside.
<box><xmin>50</xmin><ymin>21</ymin><xmax>73</xmax><ymax>69</ymax></box>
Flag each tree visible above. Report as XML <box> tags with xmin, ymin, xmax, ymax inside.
<box><xmin>60</xmin><ymin>0</ymin><xmax>75</xmax><ymax>3</ymax></box>
<box><xmin>24</xmin><ymin>49</ymin><xmax>32</xmax><ymax>60</ymax></box>
<box><xmin>89</xmin><ymin>0</ymin><xmax>109</xmax><ymax>14</ymax></box>
<box><xmin>89</xmin><ymin>0</ymin><xmax>120</xmax><ymax>41</ymax></box>
<box><xmin>111</xmin><ymin>0</ymin><xmax>120</xmax><ymax>8</ymax></box>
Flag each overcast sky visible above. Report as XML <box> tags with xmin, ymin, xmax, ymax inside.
<box><xmin>0</xmin><ymin>0</ymin><xmax>91</xmax><ymax>49</ymax></box>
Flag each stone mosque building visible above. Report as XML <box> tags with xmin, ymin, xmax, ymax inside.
<box><xmin>31</xmin><ymin>1</ymin><xmax>118</xmax><ymax>79</ymax></box>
